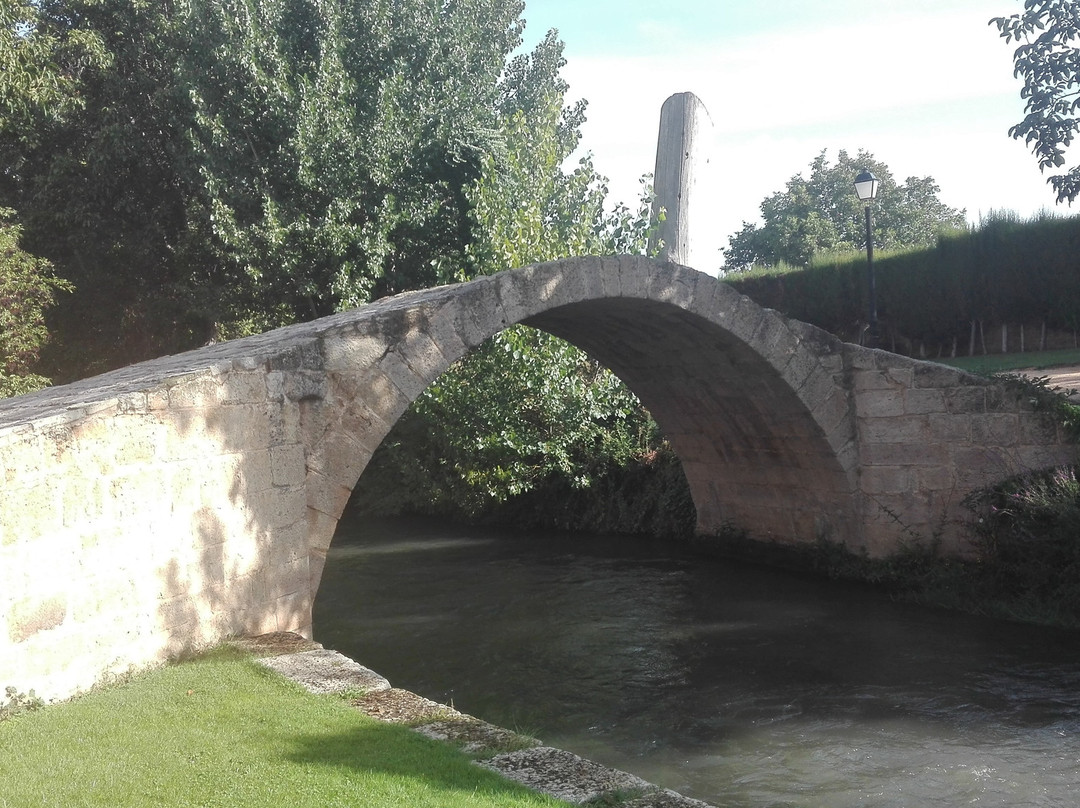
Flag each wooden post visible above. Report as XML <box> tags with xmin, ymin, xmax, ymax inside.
<box><xmin>649</xmin><ymin>92</ymin><xmax>712</xmax><ymax>267</ymax></box>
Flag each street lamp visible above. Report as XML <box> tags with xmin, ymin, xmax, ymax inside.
<box><xmin>853</xmin><ymin>170</ymin><xmax>880</xmax><ymax>346</ymax></box>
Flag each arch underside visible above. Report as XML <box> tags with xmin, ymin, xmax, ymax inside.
<box><xmin>525</xmin><ymin>298</ymin><xmax>857</xmax><ymax>545</ymax></box>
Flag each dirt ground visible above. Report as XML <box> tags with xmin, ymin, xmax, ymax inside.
<box><xmin>1038</xmin><ymin>366</ymin><xmax>1080</xmax><ymax>392</ymax></box>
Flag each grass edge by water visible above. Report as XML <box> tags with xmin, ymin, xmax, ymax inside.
<box><xmin>0</xmin><ymin>646</ymin><xmax>573</xmax><ymax>808</ymax></box>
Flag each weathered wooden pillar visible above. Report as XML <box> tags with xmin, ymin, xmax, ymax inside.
<box><xmin>649</xmin><ymin>92</ymin><xmax>713</xmax><ymax>267</ymax></box>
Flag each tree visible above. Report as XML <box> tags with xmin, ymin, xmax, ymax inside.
<box><xmin>0</xmin><ymin>209</ymin><xmax>71</xmax><ymax>397</ymax></box>
<box><xmin>723</xmin><ymin>149</ymin><xmax>966</xmax><ymax>270</ymax></box>
<box><xmin>2</xmin><ymin>0</ymin><xmax>619</xmax><ymax>374</ymax></box>
<box><xmin>992</xmin><ymin>2</ymin><xmax>1080</xmax><ymax>203</ymax></box>
<box><xmin>1</xmin><ymin>0</ymin><xmax>216</xmax><ymax>378</ymax></box>
<box><xmin>184</xmin><ymin>0</ymin><xmax>530</xmax><ymax>324</ymax></box>
<box><xmin>357</xmin><ymin>30</ymin><xmax>665</xmax><ymax>517</ymax></box>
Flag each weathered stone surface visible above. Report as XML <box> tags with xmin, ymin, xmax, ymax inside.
<box><xmin>0</xmin><ymin>255</ymin><xmax>1075</xmax><ymax>703</ymax></box>
<box><xmin>258</xmin><ymin>648</ymin><xmax>390</xmax><ymax>694</ymax></box>
<box><xmin>483</xmin><ymin>747</ymin><xmax>657</xmax><ymax>805</ymax></box>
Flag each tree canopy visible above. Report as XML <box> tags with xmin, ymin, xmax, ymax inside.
<box><xmin>992</xmin><ymin>1</ymin><xmax>1080</xmax><ymax>204</ymax></box>
<box><xmin>1</xmin><ymin>0</ymin><xmax>633</xmax><ymax>378</ymax></box>
<box><xmin>722</xmin><ymin>149</ymin><xmax>966</xmax><ymax>271</ymax></box>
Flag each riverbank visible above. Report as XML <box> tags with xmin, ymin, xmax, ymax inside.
<box><xmin>0</xmin><ymin>633</ymin><xmax>713</xmax><ymax>808</ymax></box>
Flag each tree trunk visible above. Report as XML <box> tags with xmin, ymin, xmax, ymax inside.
<box><xmin>969</xmin><ymin>320</ymin><xmax>977</xmax><ymax>357</ymax></box>
<box><xmin>1001</xmin><ymin>323</ymin><xmax>1008</xmax><ymax>355</ymax></box>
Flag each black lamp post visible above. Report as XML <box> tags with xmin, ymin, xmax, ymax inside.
<box><xmin>854</xmin><ymin>170</ymin><xmax>880</xmax><ymax>346</ymax></box>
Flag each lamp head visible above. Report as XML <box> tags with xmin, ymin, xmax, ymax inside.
<box><xmin>854</xmin><ymin>170</ymin><xmax>879</xmax><ymax>203</ymax></box>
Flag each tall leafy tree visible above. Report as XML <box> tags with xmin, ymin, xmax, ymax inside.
<box><xmin>723</xmin><ymin>149</ymin><xmax>966</xmax><ymax>270</ymax></box>
<box><xmin>993</xmin><ymin>2</ymin><xmax>1080</xmax><ymax>203</ymax></box>
<box><xmin>183</xmin><ymin>0</ymin><xmax>527</xmax><ymax>323</ymax></box>
<box><xmin>355</xmin><ymin>30</ymin><xmax>666</xmax><ymax>517</ymax></box>
<box><xmin>1</xmin><ymin>0</ymin><xmax>213</xmax><ymax>377</ymax></box>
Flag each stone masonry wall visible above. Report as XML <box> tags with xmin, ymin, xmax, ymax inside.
<box><xmin>848</xmin><ymin>348</ymin><xmax>1076</xmax><ymax>555</ymax></box>
<box><xmin>0</xmin><ymin>335</ymin><xmax>329</xmax><ymax>701</ymax></box>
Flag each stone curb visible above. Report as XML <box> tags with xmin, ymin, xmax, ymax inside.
<box><xmin>241</xmin><ymin>633</ymin><xmax>716</xmax><ymax>808</ymax></box>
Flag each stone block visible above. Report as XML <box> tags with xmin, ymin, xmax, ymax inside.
<box><xmin>321</xmin><ymin>330</ymin><xmax>391</xmax><ymax>374</ymax></box>
<box><xmin>970</xmin><ymin>413</ymin><xmax>1021</xmax><ymax>446</ymax></box>
<box><xmin>270</xmin><ymin>443</ymin><xmax>307</xmax><ymax>488</ymax></box>
<box><xmin>904</xmin><ymin>388</ymin><xmax>947</xmax><ymax>415</ymax></box>
<box><xmin>306</xmin><ymin>432</ymin><xmax>372</xmax><ymax>489</ymax></box>
<box><xmin>305</xmin><ymin>468</ymin><xmax>353</xmax><ymax>519</ymax></box>
<box><xmin>854</xmin><ymin>367</ymin><xmax>912</xmax><ymax>392</ymax></box>
<box><xmin>859</xmin><ymin>466</ymin><xmax>915</xmax><ymax>496</ymax></box>
<box><xmin>857</xmin><ymin>388</ymin><xmax>906</xmax><ymax>418</ymax></box>
<box><xmin>945</xmin><ymin>386</ymin><xmax>987</xmax><ymax>414</ymax></box>
<box><xmin>752</xmin><ymin>315</ymin><xmax>802</xmax><ymax>371</ymax></box>
<box><xmin>221</xmin><ymin>371</ymin><xmax>268</xmax><ymax>404</ymax></box>
<box><xmin>494</xmin><ymin>266</ymin><xmax>546</xmax><ymax>325</ymax></box>
<box><xmin>646</xmin><ymin>262</ymin><xmax>698</xmax><ymax>309</ymax></box>
<box><xmin>1018</xmin><ymin>411</ymin><xmax>1063</xmax><ymax>444</ymax></box>
<box><xmin>917</xmin><ymin>465</ymin><xmax>957</xmax><ymax>492</ymax></box>
<box><xmin>913</xmin><ymin>361</ymin><xmax>974</xmax><ymax>389</ymax></box>
<box><xmin>928</xmin><ymin>413</ymin><xmax>972</xmax><ymax>442</ymax></box>
<box><xmin>167</xmin><ymin>374</ymin><xmax>223</xmax><ymax>409</ymax></box>
<box><xmin>334</xmin><ymin>366</ymin><xmax>409</xmax><ymax>427</ymax></box>
<box><xmin>616</xmin><ymin>255</ymin><xmax>650</xmax><ymax>300</ymax></box>
<box><xmin>859</xmin><ymin>415</ymin><xmax>929</xmax><ymax>444</ymax></box>
<box><xmin>861</xmin><ymin>441</ymin><xmax>950</xmax><ymax>467</ymax></box>
<box><xmin>248</xmin><ymin>485</ymin><xmax>307</xmax><ymax>532</ymax></box>
<box><xmin>236</xmin><ymin>449</ymin><xmax>275</xmax><ymax>494</ymax></box>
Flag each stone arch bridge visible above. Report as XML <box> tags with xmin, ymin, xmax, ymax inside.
<box><xmin>1</xmin><ymin>256</ymin><xmax>1074</xmax><ymax>700</ymax></box>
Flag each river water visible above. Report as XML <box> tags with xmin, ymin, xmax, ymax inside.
<box><xmin>312</xmin><ymin>517</ymin><xmax>1080</xmax><ymax>808</ymax></box>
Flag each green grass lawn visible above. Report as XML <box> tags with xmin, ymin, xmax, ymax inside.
<box><xmin>0</xmin><ymin>649</ymin><xmax>570</xmax><ymax>808</ymax></box>
<box><xmin>936</xmin><ymin>347</ymin><xmax>1080</xmax><ymax>375</ymax></box>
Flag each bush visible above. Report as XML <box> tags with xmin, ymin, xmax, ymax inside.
<box><xmin>963</xmin><ymin>465</ymin><xmax>1080</xmax><ymax>616</ymax></box>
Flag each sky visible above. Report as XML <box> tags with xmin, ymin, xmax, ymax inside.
<box><xmin>516</xmin><ymin>0</ymin><xmax>1063</xmax><ymax>271</ymax></box>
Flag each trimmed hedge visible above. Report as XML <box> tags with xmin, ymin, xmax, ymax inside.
<box><xmin>727</xmin><ymin>212</ymin><xmax>1080</xmax><ymax>358</ymax></box>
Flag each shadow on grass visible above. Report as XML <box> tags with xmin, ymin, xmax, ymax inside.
<box><xmin>283</xmin><ymin>719</ymin><xmax>560</xmax><ymax>806</ymax></box>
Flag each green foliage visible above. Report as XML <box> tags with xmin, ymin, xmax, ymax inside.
<box><xmin>992</xmin><ymin>372</ymin><xmax>1080</xmax><ymax>441</ymax></box>
<box><xmin>1</xmin><ymin>0</ymin><xmax>217</xmax><ymax>378</ymax></box>
<box><xmin>347</xmin><ymin>31</ymin><xmax>674</xmax><ymax>532</ymax></box>
<box><xmin>723</xmin><ymin>149</ymin><xmax>966</xmax><ymax>270</ymax></box>
<box><xmin>185</xmin><ymin>0</ymin><xmax>529</xmax><ymax>319</ymax></box>
<box><xmin>0</xmin><ymin>208</ymin><xmax>71</xmax><ymax>397</ymax></box>
<box><xmin>992</xmin><ymin>2</ymin><xmax>1080</xmax><ymax>203</ymax></box>
<box><xmin>3</xmin><ymin>0</ymin><xmax>627</xmax><ymax>377</ymax></box>
<box><xmin>353</xmin><ymin>326</ymin><xmax>664</xmax><ymax>518</ymax></box>
<box><xmin>728</xmin><ymin>211</ymin><xmax>1080</xmax><ymax>353</ymax></box>
<box><xmin>963</xmin><ymin>465</ymin><xmax>1080</xmax><ymax>622</ymax></box>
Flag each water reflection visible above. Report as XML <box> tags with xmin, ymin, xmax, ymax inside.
<box><xmin>313</xmin><ymin>517</ymin><xmax>1080</xmax><ymax>808</ymax></box>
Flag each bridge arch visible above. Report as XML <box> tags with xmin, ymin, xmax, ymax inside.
<box><xmin>304</xmin><ymin>256</ymin><xmax>861</xmax><ymax>596</ymax></box>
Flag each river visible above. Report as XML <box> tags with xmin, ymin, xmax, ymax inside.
<box><xmin>312</xmin><ymin>516</ymin><xmax>1080</xmax><ymax>808</ymax></box>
